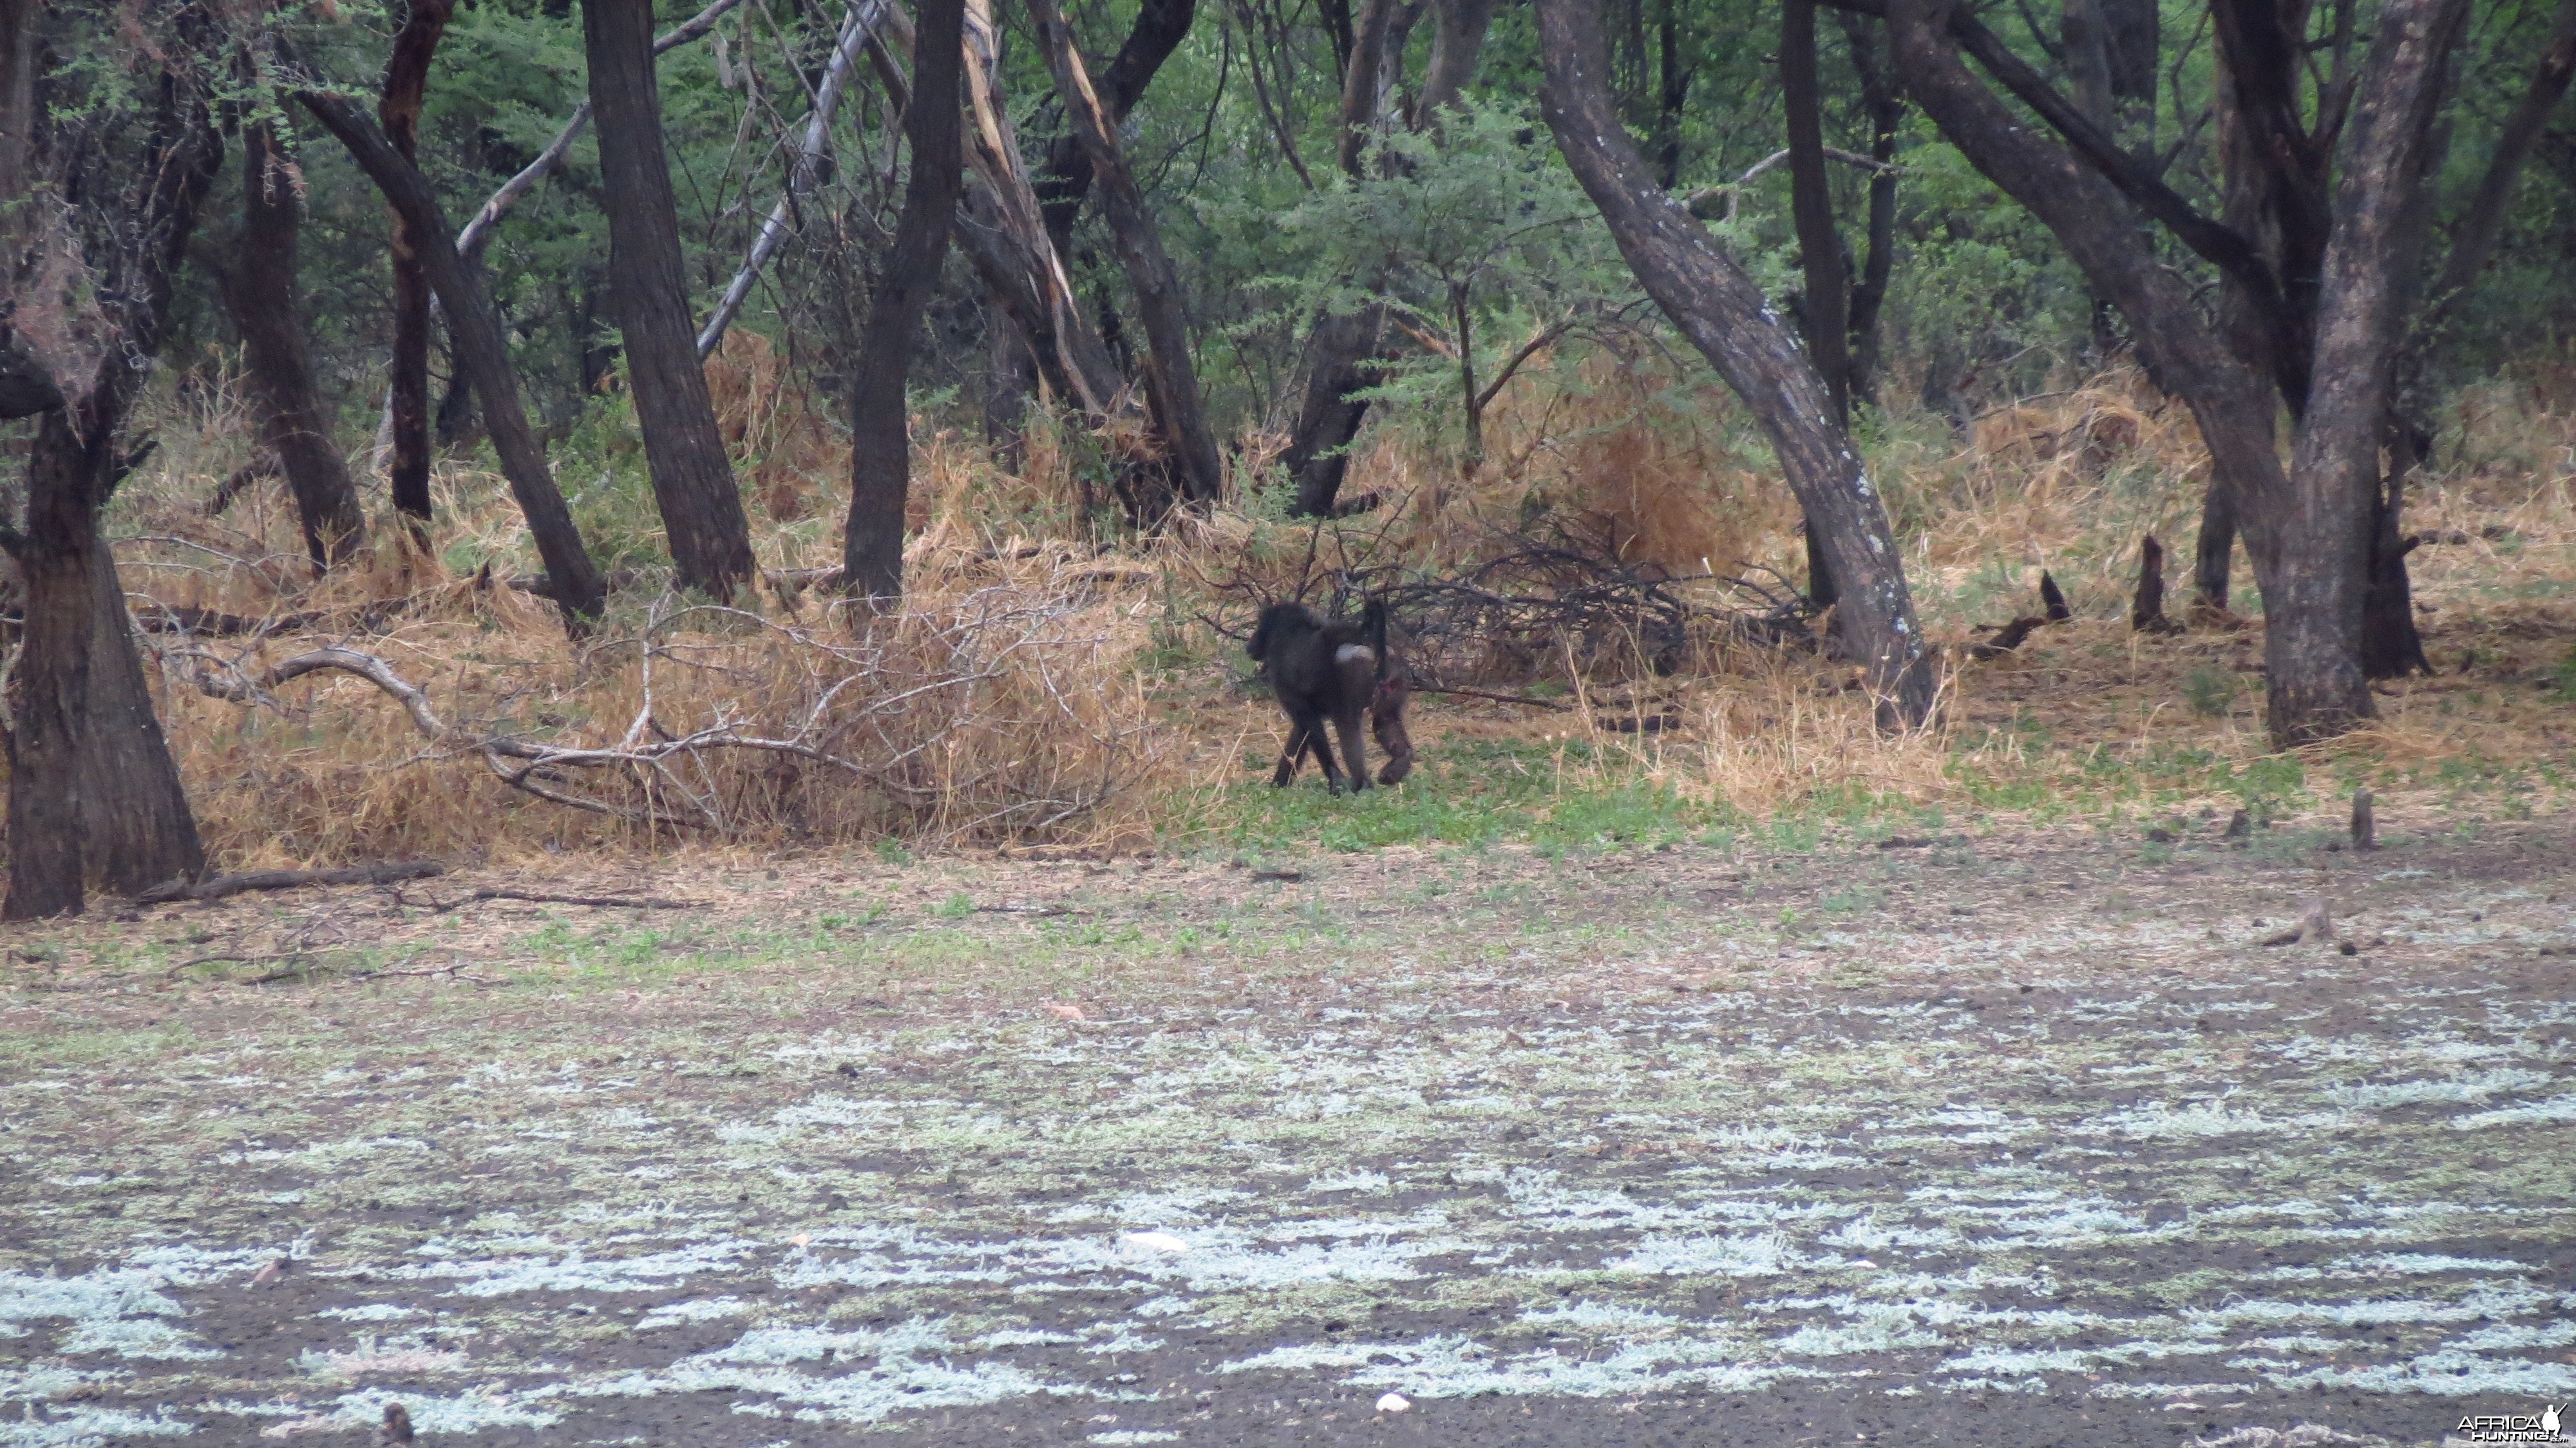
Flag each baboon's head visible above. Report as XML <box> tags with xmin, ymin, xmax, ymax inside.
<box><xmin>1247</xmin><ymin>602</ymin><xmax>1310</xmax><ymax>663</ymax></box>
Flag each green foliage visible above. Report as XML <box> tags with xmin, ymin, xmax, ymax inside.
<box><xmin>2183</xmin><ymin>664</ymin><xmax>2241</xmax><ymax>718</ymax></box>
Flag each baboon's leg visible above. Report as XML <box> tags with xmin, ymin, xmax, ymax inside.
<box><xmin>1332</xmin><ymin>704</ymin><xmax>1369</xmax><ymax>792</ymax></box>
<box><xmin>1272</xmin><ymin>713</ymin><xmax>1315</xmax><ymax>787</ymax></box>
<box><xmin>1371</xmin><ymin>688</ymin><xmax>1415</xmax><ymax>785</ymax></box>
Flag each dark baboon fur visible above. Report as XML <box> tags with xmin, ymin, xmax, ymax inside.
<box><xmin>1247</xmin><ymin>600</ymin><xmax>1414</xmax><ymax>792</ymax></box>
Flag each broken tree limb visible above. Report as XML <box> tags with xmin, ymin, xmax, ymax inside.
<box><xmin>2040</xmin><ymin>570</ymin><xmax>2071</xmax><ymax>622</ymax></box>
<box><xmin>2131</xmin><ymin>535</ymin><xmax>2183</xmax><ymax>634</ymax></box>
<box><xmin>1027</xmin><ymin>0</ymin><xmax>1224</xmax><ymax>506</ymax></box>
<box><xmin>140</xmin><ymin>861</ymin><xmax>446</xmax><ymax>904</ymax></box>
<box><xmin>1968</xmin><ymin>615</ymin><xmax>2051</xmax><ymax>660</ymax></box>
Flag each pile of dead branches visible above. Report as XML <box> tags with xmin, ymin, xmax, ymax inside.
<box><xmin>163</xmin><ymin>588</ymin><xmax>1162</xmax><ymax>846</ymax></box>
<box><xmin>1226</xmin><ymin>515</ymin><xmax>1814</xmax><ymax>691</ymax></box>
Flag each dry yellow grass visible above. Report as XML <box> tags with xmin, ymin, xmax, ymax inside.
<box><xmin>17</xmin><ymin>347</ymin><xmax>2574</xmax><ymax>872</ymax></box>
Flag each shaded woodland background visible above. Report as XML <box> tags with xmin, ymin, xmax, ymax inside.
<box><xmin>3</xmin><ymin>0</ymin><xmax>2573</xmax><ymax>917</ymax></box>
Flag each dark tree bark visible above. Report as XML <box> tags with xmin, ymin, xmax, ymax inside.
<box><xmin>2103</xmin><ymin>0</ymin><xmax>2157</xmax><ymax>117</ymax></box>
<box><xmin>220</xmin><ymin>119</ymin><xmax>367</xmax><ymax>572</ymax></box>
<box><xmin>378</xmin><ymin>0</ymin><xmax>456</xmax><ymax>531</ymax></box>
<box><xmin>1651</xmin><ymin>0</ymin><xmax>1690</xmax><ymax>186</ymax></box>
<box><xmin>1872</xmin><ymin>0</ymin><xmax>2298</xmax><ymax>704</ymax></box>
<box><xmin>842</xmin><ymin>0</ymin><xmax>967</xmax><ymax>605</ymax></box>
<box><xmin>1030</xmin><ymin>0</ymin><xmax>1225</xmax><ymax>508</ymax></box>
<box><xmin>1784</xmin><ymin>0</ymin><xmax>1851</xmax><ymax>613</ymax></box>
<box><xmin>582</xmin><ymin>0</ymin><xmax>755</xmax><ymax>602</ymax></box>
<box><xmin>4</xmin><ymin>61</ymin><xmax>218</xmax><ymax>920</ymax></box>
<box><xmin>1536</xmin><ymin>0</ymin><xmax>1937</xmax><ymax>728</ymax></box>
<box><xmin>2131</xmin><ymin>533</ymin><xmax>2179</xmax><ymax>632</ymax></box>
<box><xmin>299</xmin><ymin>91</ymin><xmax>605</xmax><ymax>629</ymax></box>
<box><xmin>1835</xmin><ymin>12</ymin><xmax>1902</xmax><ymax>407</ymax></box>
<box><xmin>2271</xmin><ymin>0</ymin><xmax>2467</xmax><ymax>726</ymax></box>
<box><xmin>1034</xmin><ymin>0</ymin><xmax>1197</xmax><ymax>258</ymax></box>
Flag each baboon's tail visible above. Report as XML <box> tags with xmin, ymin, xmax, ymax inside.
<box><xmin>1363</xmin><ymin>598</ymin><xmax>1390</xmax><ymax>681</ymax></box>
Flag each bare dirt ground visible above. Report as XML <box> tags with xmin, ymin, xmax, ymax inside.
<box><xmin>3</xmin><ymin>810</ymin><xmax>2573</xmax><ymax>1446</ymax></box>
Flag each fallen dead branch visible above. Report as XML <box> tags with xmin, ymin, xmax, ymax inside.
<box><xmin>397</xmin><ymin>888</ymin><xmax>701</xmax><ymax>913</ymax></box>
<box><xmin>140</xmin><ymin>861</ymin><xmax>446</xmax><ymax>904</ymax></box>
<box><xmin>167</xmin><ymin>587</ymin><xmax>1157</xmax><ymax>843</ymax></box>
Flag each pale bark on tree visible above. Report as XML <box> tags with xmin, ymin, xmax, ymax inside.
<box><xmin>377</xmin><ymin>0</ymin><xmax>456</xmax><ymax>531</ymax></box>
<box><xmin>698</xmin><ymin>0</ymin><xmax>886</xmax><ymax>357</ymax></box>
<box><xmin>582</xmin><ymin>0</ymin><xmax>755</xmax><ymax>603</ymax></box>
<box><xmin>1029</xmin><ymin>0</ymin><xmax>1224</xmax><ymax>507</ymax></box>
<box><xmin>4</xmin><ymin>60</ymin><xmax>218</xmax><ymax>920</ymax></box>
<box><xmin>219</xmin><ymin>118</ymin><xmax>367</xmax><ymax>572</ymax></box>
<box><xmin>1535</xmin><ymin>0</ymin><xmax>1938</xmax><ymax>729</ymax></box>
<box><xmin>300</xmin><ymin>91</ymin><xmax>605</xmax><ymax>630</ymax></box>
<box><xmin>1032</xmin><ymin>0</ymin><xmax>1198</xmax><ymax>258</ymax></box>
<box><xmin>952</xmin><ymin>0</ymin><xmax>1128</xmax><ymax>417</ymax></box>
<box><xmin>842</xmin><ymin>0</ymin><xmax>967</xmax><ymax>605</ymax></box>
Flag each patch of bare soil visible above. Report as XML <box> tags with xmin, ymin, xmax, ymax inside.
<box><xmin>2</xmin><ymin>819</ymin><xmax>2571</xmax><ymax>1446</ymax></box>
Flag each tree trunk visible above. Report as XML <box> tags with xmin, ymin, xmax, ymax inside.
<box><xmin>4</xmin><ymin>59</ymin><xmax>219</xmax><ymax>920</ymax></box>
<box><xmin>1652</xmin><ymin>0</ymin><xmax>1689</xmax><ymax>186</ymax></box>
<box><xmin>221</xmin><ymin>119</ymin><xmax>367</xmax><ymax>572</ymax></box>
<box><xmin>583</xmin><ymin>0</ymin><xmax>755</xmax><ymax>602</ymax></box>
<box><xmin>379</xmin><ymin>0</ymin><xmax>456</xmax><ymax>531</ymax></box>
<box><xmin>1030</xmin><ymin>0</ymin><xmax>1225</xmax><ymax>508</ymax></box>
<box><xmin>1417</xmin><ymin>0</ymin><xmax>1503</xmax><ymax>127</ymax></box>
<box><xmin>955</xmin><ymin>0</ymin><xmax>1129</xmax><ymax>417</ymax></box>
<box><xmin>8</xmin><ymin>410</ymin><xmax>211</xmax><ymax>919</ymax></box>
<box><xmin>1283</xmin><ymin>0</ymin><xmax>1497</xmax><ymax>515</ymax></box>
<box><xmin>1836</xmin><ymin>10</ymin><xmax>1902</xmax><ymax>406</ymax></box>
<box><xmin>1536</xmin><ymin>0</ymin><xmax>1937</xmax><ymax>727</ymax></box>
<box><xmin>1286</xmin><ymin>306</ymin><xmax>1388</xmax><ymax>517</ymax></box>
<box><xmin>1879</xmin><ymin>0</ymin><xmax>2336</xmax><ymax>742</ymax></box>
<box><xmin>300</xmin><ymin>91</ymin><xmax>605</xmax><ymax>629</ymax></box>
<box><xmin>1783</xmin><ymin>0</ymin><xmax>1850</xmax><ymax>612</ymax></box>
<box><xmin>1034</xmin><ymin>0</ymin><xmax>1198</xmax><ymax>258</ymax></box>
<box><xmin>2193</xmin><ymin>479</ymin><xmax>2238</xmax><ymax>609</ymax></box>
<box><xmin>2268</xmin><ymin>0</ymin><xmax>2468</xmax><ymax>739</ymax></box>
<box><xmin>2427</xmin><ymin>0</ymin><xmax>2576</xmax><ymax>319</ymax></box>
<box><xmin>842</xmin><ymin>0</ymin><xmax>967</xmax><ymax>605</ymax></box>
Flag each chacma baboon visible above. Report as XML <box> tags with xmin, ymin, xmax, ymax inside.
<box><xmin>1247</xmin><ymin>599</ymin><xmax>1413</xmax><ymax>792</ymax></box>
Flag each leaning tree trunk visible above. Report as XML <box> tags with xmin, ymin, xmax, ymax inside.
<box><xmin>378</xmin><ymin>0</ymin><xmax>456</xmax><ymax>531</ymax></box>
<box><xmin>1029</xmin><ymin>0</ymin><xmax>1224</xmax><ymax>508</ymax></box>
<box><xmin>842</xmin><ymin>0</ymin><xmax>967</xmax><ymax>605</ymax></box>
<box><xmin>583</xmin><ymin>0</ymin><xmax>755</xmax><ymax>602</ymax></box>
<box><xmin>1032</xmin><ymin>0</ymin><xmax>1198</xmax><ymax>258</ymax></box>
<box><xmin>1535</xmin><ymin>0</ymin><xmax>1937</xmax><ymax>727</ymax></box>
<box><xmin>300</xmin><ymin>91</ymin><xmax>605</xmax><ymax>629</ymax></box>
<box><xmin>221</xmin><ymin>118</ymin><xmax>367</xmax><ymax>572</ymax></box>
